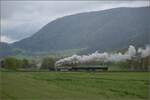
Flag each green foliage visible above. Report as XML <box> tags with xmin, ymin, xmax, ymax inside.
<box><xmin>109</xmin><ymin>56</ymin><xmax>150</xmax><ymax>71</ymax></box>
<box><xmin>116</xmin><ymin>61</ymin><xmax>130</xmax><ymax>69</ymax></box>
<box><xmin>108</xmin><ymin>61</ymin><xmax>129</xmax><ymax>71</ymax></box>
<box><xmin>22</xmin><ymin>59</ymin><xmax>29</xmax><ymax>68</ymax></box>
<box><xmin>28</xmin><ymin>60</ymin><xmax>38</xmax><ymax>69</ymax></box>
<box><xmin>41</xmin><ymin>57</ymin><xmax>55</xmax><ymax>69</ymax></box>
<box><xmin>4</xmin><ymin>57</ymin><xmax>22</xmax><ymax>70</ymax></box>
<box><xmin>2</xmin><ymin>57</ymin><xmax>37</xmax><ymax>70</ymax></box>
<box><xmin>141</xmin><ymin>56</ymin><xmax>150</xmax><ymax>70</ymax></box>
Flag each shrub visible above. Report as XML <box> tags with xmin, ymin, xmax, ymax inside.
<box><xmin>4</xmin><ymin>57</ymin><xmax>22</xmax><ymax>70</ymax></box>
<box><xmin>22</xmin><ymin>59</ymin><xmax>30</xmax><ymax>68</ymax></box>
<box><xmin>41</xmin><ymin>57</ymin><xmax>55</xmax><ymax>70</ymax></box>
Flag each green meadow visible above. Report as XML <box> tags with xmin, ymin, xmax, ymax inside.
<box><xmin>0</xmin><ymin>72</ymin><xmax>149</xmax><ymax>100</ymax></box>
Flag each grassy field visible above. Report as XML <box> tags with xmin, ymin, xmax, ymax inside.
<box><xmin>0</xmin><ymin>72</ymin><xmax>149</xmax><ymax>100</ymax></box>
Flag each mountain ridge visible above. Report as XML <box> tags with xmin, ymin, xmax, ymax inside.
<box><xmin>1</xmin><ymin>7</ymin><xmax>150</xmax><ymax>57</ymax></box>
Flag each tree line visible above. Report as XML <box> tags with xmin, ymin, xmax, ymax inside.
<box><xmin>0</xmin><ymin>56</ymin><xmax>149</xmax><ymax>71</ymax></box>
<box><xmin>0</xmin><ymin>57</ymin><xmax>55</xmax><ymax>71</ymax></box>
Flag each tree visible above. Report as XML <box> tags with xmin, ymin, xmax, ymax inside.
<box><xmin>41</xmin><ymin>57</ymin><xmax>55</xmax><ymax>70</ymax></box>
<box><xmin>141</xmin><ymin>56</ymin><xmax>150</xmax><ymax>71</ymax></box>
<box><xmin>4</xmin><ymin>57</ymin><xmax>22</xmax><ymax>70</ymax></box>
<box><xmin>22</xmin><ymin>59</ymin><xmax>29</xmax><ymax>68</ymax></box>
<box><xmin>0</xmin><ymin>60</ymin><xmax>5</xmax><ymax>68</ymax></box>
<box><xmin>29</xmin><ymin>60</ymin><xmax>37</xmax><ymax>69</ymax></box>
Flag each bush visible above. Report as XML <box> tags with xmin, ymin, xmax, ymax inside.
<box><xmin>4</xmin><ymin>57</ymin><xmax>22</xmax><ymax>70</ymax></box>
<box><xmin>29</xmin><ymin>60</ymin><xmax>38</xmax><ymax>69</ymax></box>
<box><xmin>41</xmin><ymin>57</ymin><xmax>55</xmax><ymax>70</ymax></box>
<box><xmin>117</xmin><ymin>61</ymin><xmax>130</xmax><ymax>69</ymax></box>
<box><xmin>22</xmin><ymin>59</ymin><xmax>30</xmax><ymax>68</ymax></box>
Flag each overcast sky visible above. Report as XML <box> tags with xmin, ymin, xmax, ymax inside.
<box><xmin>0</xmin><ymin>1</ymin><xmax>149</xmax><ymax>43</ymax></box>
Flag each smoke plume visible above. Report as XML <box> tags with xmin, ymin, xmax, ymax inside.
<box><xmin>55</xmin><ymin>45</ymin><xmax>149</xmax><ymax>66</ymax></box>
<box><xmin>138</xmin><ymin>45</ymin><xmax>150</xmax><ymax>58</ymax></box>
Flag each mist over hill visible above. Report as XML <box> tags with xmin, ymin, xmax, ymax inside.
<box><xmin>1</xmin><ymin>7</ymin><xmax>150</xmax><ymax>57</ymax></box>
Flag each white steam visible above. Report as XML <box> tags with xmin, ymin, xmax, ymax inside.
<box><xmin>138</xmin><ymin>45</ymin><xmax>150</xmax><ymax>58</ymax></box>
<box><xmin>127</xmin><ymin>45</ymin><xmax>136</xmax><ymax>57</ymax></box>
<box><xmin>55</xmin><ymin>45</ymin><xmax>149</xmax><ymax>66</ymax></box>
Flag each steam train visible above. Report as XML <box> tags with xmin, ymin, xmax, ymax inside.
<box><xmin>54</xmin><ymin>61</ymin><xmax>109</xmax><ymax>72</ymax></box>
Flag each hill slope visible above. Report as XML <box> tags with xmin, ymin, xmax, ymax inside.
<box><xmin>3</xmin><ymin>7</ymin><xmax>150</xmax><ymax>56</ymax></box>
<box><xmin>0</xmin><ymin>42</ymin><xmax>13</xmax><ymax>57</ymax></box>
